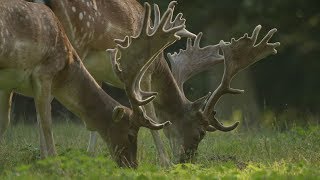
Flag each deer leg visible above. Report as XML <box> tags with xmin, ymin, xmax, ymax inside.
<box><xmin>0</xmin><ymin>91</ymin><xmax>13</xmax><ymax>141</ymax></box>
<box><xmin>87</xmin><ymin>131</ymin><xmax>98</xmax><ymax>153</ymax></box>
<box><xmin>150</xmin><ymin>130</ymin><xmax>171</xmax><ymax>167</ymax></box>
<box><xmin>38</xmin><ymin>96</ymin><xmax>54</xmax><ymax>158</ymax></box>
<box><xmin>142</xmin><ymin>75</ymin><xmax>171</xmax><ymax>167</ymax></box>
<box><xmin>32</xmin><ymin>75</ymin><xmax>56</xmax><ymax>158</ymax></box>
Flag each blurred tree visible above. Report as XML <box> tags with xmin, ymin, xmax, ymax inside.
<box><xmin>140</xmin><ymin>0</ymin><xmax>320</xmax><ymax>123</ymax></box>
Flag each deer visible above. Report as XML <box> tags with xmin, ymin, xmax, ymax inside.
<box><xmin>0</xmin><ymin>0</ymin><xmax>187</xmax><ymax>167</ymax></box>
<box><xmin>162</xmin><ymin>25</ymin><xmax>280</xmax><ymax>162</ymax></box>
<box><xmin>24</xmin><ymin>0</ymin><xmax>280</xmax><ymax>163</ymax></box>
<box><xmin>26</xmin><ymin>0</ymin><xmax>195</xmax><ymax>166</ymax></box>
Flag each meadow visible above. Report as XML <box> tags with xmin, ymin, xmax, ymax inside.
<box><xmin>0</xmin><ymin>120</ymin><xmax>319</xmax><ymax>179</ymax></box>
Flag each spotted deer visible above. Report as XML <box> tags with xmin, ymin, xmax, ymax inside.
<box><xmin>0</xmin><ymin>0</ymin><xmax>187</xmax><ymax>167</ymax></box>
<box><xmin>28</xmin><ymin>0</ymin><xmax>195</xmax><ymax>166</ymax></box>
<box><xmin>26</xmin><ymin>0</ymin><xmax>280</xmax><ymax>163</ymax></box>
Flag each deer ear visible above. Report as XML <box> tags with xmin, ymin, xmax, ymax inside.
<box><xmin>112</xmin><ymin>106</ymin><xmax>125</xmax><ymax>123</ymax></box>
<box><xmin>191</xmin><ymin>92</ymin><xmax>211</xmax><ymax>111</ymax></box>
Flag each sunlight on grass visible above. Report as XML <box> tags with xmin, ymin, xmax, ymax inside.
<box><xmin>0</xmin><ymin>122</ymin><xmax>319</xmax><ymax>179</ymax></box>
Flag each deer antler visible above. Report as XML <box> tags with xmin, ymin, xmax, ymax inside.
<box><xmin>108</xmin><ymin>2</ymin><xmax>188</xmax><ymax>129</ymax></box>
<box><xmin>167</xmin><ymin>33</ymin><xmax>224</xmax><ymax>93</ymax></box>
<box><xmin>200</xmin><ymin>25</ymin><xmax>280</xmax><ymax>131</ymax></box>
<box><xmin>164</xmin><ymin>1</ymin><xmax>196</xmax><ymax>38</ymax></box>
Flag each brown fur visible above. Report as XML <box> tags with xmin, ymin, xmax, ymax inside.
<box><xmin>0</xmin><ymin>0</ymin><xmax>143</xmax><ymax>168</ymax></box>
<box><xmin>42</xmin><ymin>0</ymin><xmax>202</xmax><ymax>163</ymax></box>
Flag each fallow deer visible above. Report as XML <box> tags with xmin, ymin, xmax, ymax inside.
<box><xmin>0</xmin><ymin>0</ymin><xmax>186</xmax><ymax>167</ymax></box>
<box><xmin>24</xmin><ymin>0</ymin><xmax>280</xmax><ymax>164</ymax></box>
<box><xmin>164</xmin><ymin>25</ymin><xmax>280</xmax><ymax>162</ymax></box>
<box><xmin>28</xmin><ymin>0</ymin><xmax>195</xmax><ymax>166</ymax></box>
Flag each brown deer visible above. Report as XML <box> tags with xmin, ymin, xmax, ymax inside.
<box><xmin>28</xmin><ymin>0</ymin><xmax>195</xmax><ymax>166</ymax></box>
<box><xmin>23</xmin><ymin>0</ymin><xmax>280</xmax><ymax>163</ymax></box>
<box><xmin>0</xmin><ymin>0</ymin><xmax>186</xmax><ymax>167</ymax></box>
<box><xmin>164</xmin><ymin>25</ymin><xmax>280</xmax><ymax>162</ymax></box>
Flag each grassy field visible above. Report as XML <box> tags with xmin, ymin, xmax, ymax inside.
<box><xmin>0</xmin><ymin>122</ymin><xmax>319</xmax><ymax>179</ymax></box>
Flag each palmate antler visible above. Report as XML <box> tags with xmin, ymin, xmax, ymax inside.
<box><xmin>168</xmin><ymin>33</ymin><xmax>224</xmax><ymax>94</ymax></box>
<box><xmin>108</xmin><ymin>2</ymin><xmax>189</xmax><ymax>130</ymax></box>
<box><xmin>168</xmin><ymin>25</ymin><xmax>280</xmax><ymax>132</ymax></box>
<box><xmin>200</xmin><ymin>25</ymin><xmax>280</xmax><ymax>131</ymax></box>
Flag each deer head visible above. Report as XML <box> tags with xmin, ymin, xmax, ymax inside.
<box><xmin>106</xmin><ymin>2</ymin><xmax>190</xmax><ymax>166</ymax></box>
<box><xmin>167</xmin><ymin>25</ymin><xmax>280</xmax><ymax>162</ymax></box>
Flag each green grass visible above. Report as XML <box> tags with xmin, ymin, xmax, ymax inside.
<box><xmin>0</xmin><ymin>122</ymin><xmax>319</xmax><ymax>179</ymax></box>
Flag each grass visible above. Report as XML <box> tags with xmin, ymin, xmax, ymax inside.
<box><xmin>0</xmin><ymin>122</ymin><xmax>319</xmax><ymax>179</ymax></box>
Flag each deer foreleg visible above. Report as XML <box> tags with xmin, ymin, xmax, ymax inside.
<box><xmin>150</xmin><ymin>130</ymin><xmax>171</xmax><ymax>167</ymax></box>
<box><xmin>32</xmin><ymin>74</ymin><xmax>56</xmax><ymax>158</ymax></box>
<box><xmin>0</xmin><ymin>91</ymin><xmax>12</xmax><ymax>141</ymax></box>
<box><xmin>142</xmin><ymin>74</ymin><xmax>171</xmax><ymax>167</ymax></box>
<box><xmin>87</xmin><ymin>131</ymin><xmax>98</xmax><ymax>153</ymax></box>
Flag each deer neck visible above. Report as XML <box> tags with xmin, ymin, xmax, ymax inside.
<box><xmin>52</xmin><ymin>57</ymin><xmax>120</xmax><ymax>132</ymax></box>
<box><xmin>49</xmin><ymin>0</ymin><xmax>143</xmax><ymax>58</ymax></box>
<box><xmin>151</xmin><ymin>54</ymin><xmax>188</xmax><ymax>113</ymax></box>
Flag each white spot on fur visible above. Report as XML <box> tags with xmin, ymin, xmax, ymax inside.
<box><xmin>72</xmin><ymin>6</ymin><xmax>76</xmax><ymax>12</ymax></box>
<box><xmin>87</xmin><ymin>2</ymin><xmax>90</xmax><ymax>7</ymax></box>
<box><xmin>79</xmin><ymin>12</ymin><xmax>83</xmax><ymax>20</ymax></box>
<box><xmin>84</xmin><ymin>11</ymin><xmax>86</xmax><ymax>16</ymax></box>
<box><xmin>87</xmin><ymin>21</ymin><xmax>90</xmax><ymax>27</ymax></box>
<box><xmin>106</xmin><ymin>22</ymin><xmax>111</xmax><ymax>32</ymax></box>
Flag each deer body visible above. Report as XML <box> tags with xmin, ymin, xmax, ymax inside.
<box><xmin>49</xmin><ymin>0</ymin><xmax>143</xmax><ymax>87</ymax></box>
<box><xmin>0</xmin><ymin>0</ymin><xmax>153</xmax><ymax>168</ymax></box>
<box><xmin>38</xmin><ymin>0</ymin><xmax>193</xmax><ymax>165</ymax></box>
<box><xmin>29</xmin><ymin>0</ymin><xmax>237</xmax><ymax>163</ymax></box>
<box><xmin>16</xmin><ymin>0</ymin><xmax>280</xmax><ymax>164</ymax></box>
<box><xmin>0</xmin><ymin>0</ymin><xmax>187</xmax><ymax>167</ymax></box>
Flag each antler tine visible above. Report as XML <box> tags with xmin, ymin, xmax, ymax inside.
<box><xmin>108</xmin><ymin>2</ymin><xmax>189</xmax><ymax>129</ymax></box>
<box><xmin>114</xmin><ymin>36</ymin><xmax>131</xmax><ymax>48</ymax></box>
<box><xmin>152</xmin><ymin>4</ymin><xmax>161</xmax><ymax>29</ymax></box>
<box><xmin>163</xmin><ymin>1</ymin><xmax>196</xmax><ymax>39</ymax></box>
<box><xmin>168</xmin><ymin>1</ymin><xmax>177</xmax><ymax>10</ymax></box>
<box><xmin>168</xmin><ymin>32</ymin><xmax>224</xmax><ymax>94</ymax></box>
<box><xmin>193</xmin><ymin>32</ymin><xmax>203</xmax><ymax>48</ymax></box>
<box><xmin>201</xmin><ymin>25</ymin><xmax>280</xmax><ymax>132</ymax></box>
<box><xmin>107</xmin><ymin>48</ymin><xmax>123</xmax><ymax>82</ymax></box>
<box><xmin>186</xmin><ymin>38</ymin><xmax>193</xmax><ymax>50</ymax></box>
<box><xmin>134</xmin><ymin>106</ymin><xmax>172</xmax><ymax>130</ymax></box>
<box><xmin>251</xmin><ymin>25</ymin><xmax>261</xmax><ymax>45</ymax></box>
